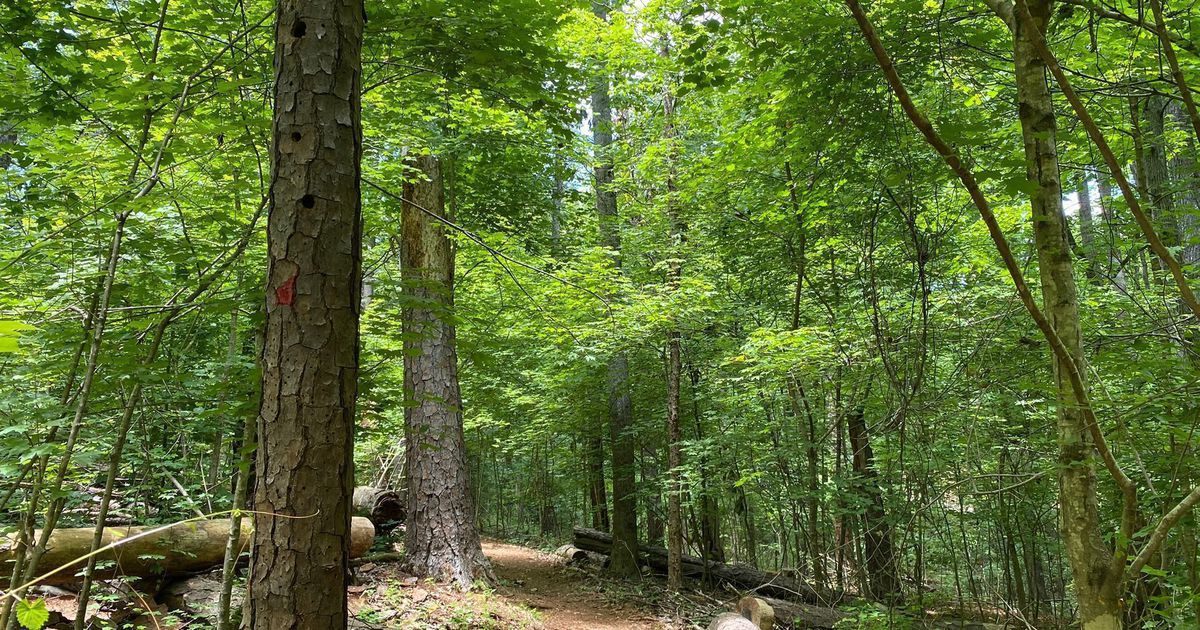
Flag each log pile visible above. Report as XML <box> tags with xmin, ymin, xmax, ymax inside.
<box><xmin>2</xmin><ymin>517</ymin><xmax>375</xmax><ymax>585</ymax></box>
<box><xmin>573</xmin><ymin>527</ymin><xmax>843</xmax><ymax>605</ymax></box>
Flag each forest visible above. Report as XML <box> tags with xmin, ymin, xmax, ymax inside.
<box><xmin>3</xmin><ymin>0</ymin><xmax>1200</xmax><ymax>628</ymax></box>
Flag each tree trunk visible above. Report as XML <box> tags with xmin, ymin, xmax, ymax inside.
<box><xmin>592</xmin><ymin>0</ymin><xmax>639</xmax><ymax>579</ymax></box>
<box><xmin>401</xmin><ymin>154</ymin><xmax>493</xmax><ymax>588</ymax></box>
<box><xmin>1008</xmin><ymin>3</ymin><xmax>1121</xmax><ymax>627</ymax></box>
<box><xmin>663</xmin><ymin>60</ymin><xmax>685</xmax><ymax>595</ymax></box>
<box><xmin>1078</xmin><ymin>173</ymin><xmax>1098</xmax><ymax>279</ymax></box>
<box><xmin>845</xmin><ymin>407</ymin><xmax>899</xmax><ymax>601</ymax></box>
<box><xmin>643</xmin><ymin>448</ymin><xmax>665</xmax><ymax>546</ymax></box>
<box><xmin>588</xmin><ymin>435</ymin><xmax>610</xmax><ymax>531</ymax></box>
<box><xmin>1094</xmin><ymin>172</ymin><xmax>1127</xmax><ymax>290</ymax></box>
<box><xmin>217</xmin><ymin>405</ymin><xmax>256</xmax><ymax>630</ymax></box>
<box><xmin>249</xmin><ymin>0</ymin><xmax>363</xmax><ymax>625</ymax></box>
<box><xmin>1169</xmin><ymin>103</ymin><xmax>1200</xmax><ymax>267</ymax></box>
<box><xmin>1143</xmin><ymin>96</ymin><xmax>1178</xmax><ymax>251</ymax></box>
<box><xmin>693</xmin><ymin>369</ymin><xmax>724</xmax><ymax>565</ymax></box>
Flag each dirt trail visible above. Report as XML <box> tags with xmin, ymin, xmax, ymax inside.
<box><xmin>482</xmin><ymin>540</ymin><xmax>665</xmax><ymax>630</ymax></box>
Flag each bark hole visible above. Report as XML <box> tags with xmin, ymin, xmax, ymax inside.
<box><xmin>291</xmin><ymin>20</ymin><xmax>307</xmax><ymax>38</ymax></box>
<box><xmin>291</xmin><ymin>131</ymin><xmax>302</xmax><ymax>141</ymax></box>
<box><xmin>301</xmin><ymin>194</ymin><xmax>315</xmax><ymax>208</ymax></box>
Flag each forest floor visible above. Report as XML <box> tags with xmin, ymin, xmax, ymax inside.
<box><xmin>481</xmin><ymin>539</ymin><xmax>668</xmax><ymax>629</ymax></box>
<box><xmin>346</xmin><ymin>537</ymin><xmax>696</xmax><ymax>629</ymax></box>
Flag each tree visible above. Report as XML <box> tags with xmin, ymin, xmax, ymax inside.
<box><xmin>591</xmin><ymin>0</ymin><xmax>640</xmax><ymax>579</ymax></box>
<box><xmin>989</xmin><ymin>1</ymin><xmax>1119</xmax><ymax>625</ymax></box>
<box><xmin>248</xmin><ymin>0</ymin><xmax>363</xmax><ymax>625</ymax></box>
<box><xmin>401</xmin><ymin>153</ymin><xmax>493</xmax><ymax>588</ymax></box>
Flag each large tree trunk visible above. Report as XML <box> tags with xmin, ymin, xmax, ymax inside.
<box><xmin>592</xmin><ymin>0</ymin><xmax>639</xmax><ymax>579</ymax></box>
<box><xmin>1</xmin><ymin>518</ymin><xmax>374</xmax><ymax>586</ymax></box>
<box><xmin>401</xmin><ymin>154</ymin><xmax>493</xmax><ymax>589</ymax></box>
<box><xmin>250</xmin><ymin>0</ymin><xmax>363</xmax><ymax>626</ymax></box>
<box><xmin>1007</xmin><ymin>2</ymin><xmax>1121</xmax><ymax>627</ymax></box>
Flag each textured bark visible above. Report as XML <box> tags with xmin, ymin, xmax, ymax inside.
<box><xmin>401</xmin><ymin>154</ymin><xmax>493</xmax><ymax>589</ymax></box>
<box><xmin>845</xmin><ymin>408</ymin><xmax>899</xmax><ymax>601</ymax></box>
<box><xmin>0</xmin><ymin>519</ymin><xmax>374</xmax><ymax>586</ymax></box>
<box><xmin>250</xmin><ymin>0</ymin><xmax>363</xmax><ymax>626</ymax></box>
<box><xmin>1008</xmin><ymin>3</ymin><xmax>1120</xmax><ymax>627</ymax></box>
<box><xmin>592</xmin><ymin>0</ymin><xmax>639</xmax><ymax>579</ymax></box>
<box><xmin>1142</xmin><ymin>96</ymin><xmax>1179</xmax><ymax>257</ymax></box>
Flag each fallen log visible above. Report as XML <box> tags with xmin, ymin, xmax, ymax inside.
<box><xmin>759</xmin><ymin>597</ymin><xmax>845</xmax><ymax>629</ymax></box>
<box><xmin>352</xmin><ymin>486</ymin><xmax>405</xmax><ymax>531</ymax></box>
<box><xmin>2</xmin><ymin>517</ymin><xmax>375</xmax><ymax>585</ymax></box>
<box><xmin>709</xmin><ymin>597</ymin><xmax>775</xmax><ymax>630</ymax></box>
<box><xmin>554</xmin><ymin>544</ymin><xmax>587</xmax><ymax>563</ymax></box>
<box><xmin>573</xmin><ymin>527</ymin><xmax>843</xmax><ymax>605</ymax></box>
<box><xmin>710</xmin><ymin>613</ymin><xmax>759</xmax><ymax>630</ymax></box>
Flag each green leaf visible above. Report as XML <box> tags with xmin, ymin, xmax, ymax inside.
<box><xmin>0</xmin><ymin>320</ymin><xmax>33</xmax><ymax>353</ymax></box>
<box><xmin>16</xmin><ymin>599</ymin><xmax>49</xmax><ymax>630</ymax></box>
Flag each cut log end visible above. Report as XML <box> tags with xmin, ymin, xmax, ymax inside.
<box><xmin>352</xmin><ymin>486</ymin><xmax>405</xmax><ymax>532</ymax></box>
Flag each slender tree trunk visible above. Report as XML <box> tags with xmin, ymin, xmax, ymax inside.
<box><xmin>401</xmin><ymin>154</ymin><xmax>493</xmax><ymax>588</ymax></box>
<box><xmin>0</xmin><ymin>216</ymin><xmax>125</xmax><ymax>630</ymax></box>
<box><xmin>732</xmin><ymin>466</ymin><xmax>758</xmax><ymax>569</ymax></box>
<box><xmin>1005</xmin><ymin>2</ymin><xmax>1121</xmax><ymax>626</ymax></box>
<box><xmin>248</xmin><ymin>0</ymin><xmax>363</xmax><ymax>624</ymax></box>
<box><xmin>217</xmin><ymin>405</ymin><xmax>256</xmax><ymax>630</ymax></box>
<box><xmin>1169</xmin><ymin>103</ymin><xmax>1200</xmax><ymax>267</ymax></box>
<box><xmin>662</xmin><ymin>37</ymin><xmax>685</xmax><ymax>593</ymax></box>
<box><xmin>592</xmin><ymin>0</ymin><xmax>639</xmax><ymax>578</ymax></box>
<box><xmin>1094</xmin><ymin>173</ymin><xmax>1126</xmax><ymax>290</ymax></box>
<box><xmin>1078</xmin><ymin>173</ymin><xmax>1098</xmax><ymax>279</ymax></box>
<box><xmin>691</xmin><ymin>368</ymin><xmax>723</xmax><ymax>564</ymax></box>
<box><xmin>588</xmin><ymin>436</ymin><xmax>610</xmax><ymax>531</ymax></box>
<box><xmin>643</xmin><ymin>448</ymin><xmax>665</xmax><ymax>546</ymax></box>
<box><xmin>551</xmin><ymin>155</ymin><xmax>564</xmax><ymax>258</ymax></box>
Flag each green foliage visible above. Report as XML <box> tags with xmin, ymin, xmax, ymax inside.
<box><xmin>15</xmin><ymin>599</ymin><xmax>48</xmax><ymax>630</ymax></box>
<box><xmin>6</xmin><ymin>0</ymin><xmax>1200</xmax><ymax>626</ymax></box>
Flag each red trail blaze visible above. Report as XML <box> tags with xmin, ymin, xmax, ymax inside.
<box><xmin>275</xmin><ymin>274</ymin><xmax>298</xmax><ymax>306</ymax></box>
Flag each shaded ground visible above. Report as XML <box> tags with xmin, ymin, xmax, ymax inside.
<box><xmin>483</xmin><ymin>539</ymin><xmax>669</xmax><ymax>630</ymax></box>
